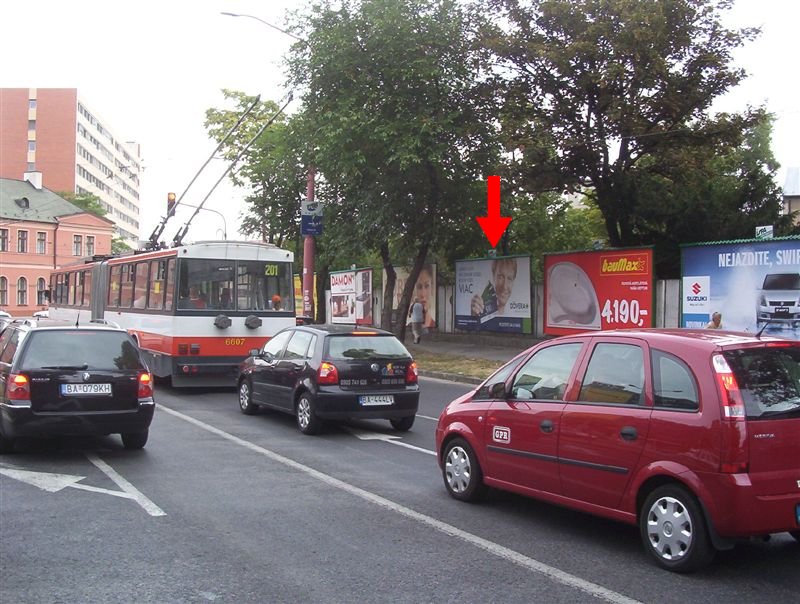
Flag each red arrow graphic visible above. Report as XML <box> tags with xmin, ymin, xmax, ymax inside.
<box><xmin>476</xmin><ymin>175</ymin><xmax>512</xmax><ymax>248</ymax></box>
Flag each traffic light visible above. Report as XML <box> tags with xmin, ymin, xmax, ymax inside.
<box><xmin>167</xmin><ymin>192</ymin><xmax>176</xmax><ymax>217</ymax></box>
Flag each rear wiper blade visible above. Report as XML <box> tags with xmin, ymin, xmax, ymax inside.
<box><xmin>41</xmin><ymin>364</ymin><xmax>89</xmax><ymax>370</ymax></box>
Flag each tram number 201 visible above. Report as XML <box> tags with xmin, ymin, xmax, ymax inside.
<box><xmin>225</xmin><ymin>338</ymin><xmax>246</xmax><ymax>346</ymax></box>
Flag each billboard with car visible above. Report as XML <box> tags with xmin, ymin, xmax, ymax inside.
<box><xmin>681</xmin><ymin>237</ymin><xmax>800</xmax><ymax>337</ymax></box>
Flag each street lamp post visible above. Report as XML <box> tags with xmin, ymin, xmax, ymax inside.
<box><xmin>180</xmin><ymin>202</ymin><xmax>227</xmax><ymax>240</ymax></box>
<box><xmin>221</xmin><ymin>10</ymin><xmax>316</xmax><ymax>320</ymax></box>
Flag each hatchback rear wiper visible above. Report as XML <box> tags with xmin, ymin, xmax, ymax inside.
<box><xmin>41</xmin><ymin>364</ymin><xmax>89</xmax><ymax>370</ymax></box>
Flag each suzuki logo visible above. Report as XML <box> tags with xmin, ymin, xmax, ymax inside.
<box><xmin>82</xmin><ymin>372</ymin><xmax>91</xmax><ymax>382</ymax></box>
<box><xmin>692</xmin><ymin>282</ymin><xmax>702</xmax><ymax>295</ymax></box>
<box><xmin>370</xmin><ymin>363</ymin><xmax>380</xmax><ymax>373</ymax></box>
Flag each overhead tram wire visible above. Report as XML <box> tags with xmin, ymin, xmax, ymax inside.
<box><xmin>145</xmin><ymin>94</ymin><xmax>262</xmax><ymax>250</ymax></box>
<box><xmin>170</xmin><ymin>92</ymin><xmax>295</xmax><ymax>248</ymax></box>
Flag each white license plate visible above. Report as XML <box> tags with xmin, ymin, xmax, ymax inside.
<box><xmin>61</xmin><ymin>383</ymin><xmax>112</xmax><ymax>396</ymax></box>
<box><xmin>359</xmin><ymin>395</ymin><xmax>394</xmax><ymax>406</ymax></box>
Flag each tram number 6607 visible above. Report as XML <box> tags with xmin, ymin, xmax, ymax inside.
<box><xmin>225</xmin><ymin>338</ymin><xmax>246</xmax><ymax>346</ymax></box>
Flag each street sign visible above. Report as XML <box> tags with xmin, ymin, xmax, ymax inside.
<box><xmin>301</xmin><ymin>200</ymin><xmax>323</xmax><ymax>216</ymax></box>
<box><xmin>755</xmin><ymin>225</ymin><xmax>774</xmax><ymax>239</ymax></box>
<box><xmin>301</xmin><ymin>214</ymin><xmax>323</xmax><ymax>236</ymax></box>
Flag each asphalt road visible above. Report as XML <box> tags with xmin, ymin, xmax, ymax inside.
<box><xmin>1</xmin><ymin>377</ymin><xmax>798</xmax><ymax>603</ymax></box>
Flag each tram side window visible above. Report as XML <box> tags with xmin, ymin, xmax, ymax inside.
<box><xmin>177</xmin><ymin>258</ymin><xmax>234</xmax><ymax>310</ymax></box>
<box><xmin>74</xmin><ymin>271</ymin><xmax>84</xmax><ymax>307</ymax></box>
<box><xmin>119</xmin><ymin>264</ymin><xmax>134</xmax><ymax>308</ymax></box>
<box><xmin>133</xmin><ymin>262</ymin><xmax>148</xmax><ymax>309</ymax></box>
<box><xmin>83</xmin><ymin>270</ymin><xmax>92</xmax><ymax>308</ymax></box>
<box><xmin>148</xmin><ymin>260</ymin><xmax>165</xmax><ymax>310</ymax></box>
<box><xmin>237</xmin><ymin>260</ymin><xmax>293</xmax><ymax>312</ymax></box>
<box><xmin>54</xmin><ymin>273</ymin><xmax>65</xmax><ymax>305</ymax></box>
<box><xmin>108</xmin><ymin>265</ymin><xmax>121</xmax><ymax>307</ymax></box>
<box><xmin>164</xmin><ymin>258</ymin><xmax>176</xmax><ymax>311</ymax></box>
<box><xmin>67</xmin><ymin>272</ymin><xmax>77</xmax><ymax>305</ymax></box>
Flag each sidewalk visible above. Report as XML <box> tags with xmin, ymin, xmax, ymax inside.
<box><xmin>405</xmin><ymin>331</ymin><xmax>538</xmax><ymax>384</ymax></box>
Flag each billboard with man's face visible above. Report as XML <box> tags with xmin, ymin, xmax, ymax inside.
<box><xmin>681</xmin><ymin>238</ymin><xmax>800</xmax><ymax>337</ymax></box>
<box><xmin>454</xmin><ymin>255</ymin><xmax>532</xmax><ymax>333</ymax></box>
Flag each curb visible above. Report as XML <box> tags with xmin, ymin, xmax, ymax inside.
<box><xmin>418</xmin><ymin>369</ymin><xmax>483</xmax><ymax>385</ymax></box>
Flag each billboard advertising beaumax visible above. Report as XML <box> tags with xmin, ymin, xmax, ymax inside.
<box><xmin>293</xmin><ymin>274</ymin><xmax>318</xmax><ymax>317</ymax></box>
<box><xmin>543</xmin><ymin>248</ymin><xmax>654</xmax><ymax>336</ymax></box>
<box><xmin>681</xmin><ymin>238</ymin><xmax>800</xmax><ymax>337</ymax></box>
<box><xmin>454</xmin><ymin>255</ymin><xmax>532</xmax><ymax>334</ymax></box>
<box><xmin>330</xmin><ymin>268</ymin><xmax>373</xmax><ymax>325</ymax></box>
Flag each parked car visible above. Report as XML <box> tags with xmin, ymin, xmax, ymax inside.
<box><xmin>0</xmin><ymin>318</ymin><xmax>155</xmax><ymax>453</ymax></box>
<box><xmin>238</xmin><ymin>324</ymin><xmax>419</xmax><ymax>434</ymax></box>
<box><xmin>0</xmin><ymin>315</ymin><xmax>11</xmax><ymax>334</ymax></box>
<box><xmin>435</xmin><ymin>328</ymin><xmax>800</xmax><ymax>572</ymax></box>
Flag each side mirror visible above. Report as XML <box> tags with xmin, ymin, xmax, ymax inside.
<box><xmin>249</xmin><ymin>348</ymin><xmax>261</xmax><ymax>357</ymax></box>
<box><xmin>488</xmin><ymin>381</ymin><xmax>507</xmax><ymax>399</ymax></box>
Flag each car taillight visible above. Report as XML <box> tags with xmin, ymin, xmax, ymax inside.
<box><xmin>318</xmin><ymin>362</ymin><xmax>339</xmax><ymax>385</ymax></box>
<box><xmin>7</xmin><ymin>373</ymin><xmax>30</xmax><ymax>401</ymax></box>
<box><xmin>406</xmin><ymin>361</ymin><xmax>418</xmax><ymax>384</ymax></box>
<box><xmin>712</xmin><ymin>353</ymin><xmax>749</xmax><ymax>473</ymax></box>
<box><xmin>138</xmin><ymin>371</ymin><xmax>153</xmax><ymax>399</ymax></box>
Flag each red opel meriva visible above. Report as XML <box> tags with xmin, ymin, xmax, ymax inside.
<box><xmin>435</xmin><ymin>329</ymin><xmax>800</xmax><ymax>572</ymax></box>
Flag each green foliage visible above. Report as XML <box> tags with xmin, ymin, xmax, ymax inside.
<box><xmin>112</xmin><ymin>238</ymin><xmax>132</xmax><ymax>255</ymax></box>
<box><xmin>486</xmin><ymin>0</ymin><xmax>773</xmax><ymax>257</ymax></box>
<box><xmin>58</xmin><ymin>191</ymin><xmax>107</xmax><ymax>217</ymax></box>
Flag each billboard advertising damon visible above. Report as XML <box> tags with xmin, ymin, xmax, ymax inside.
<box><xmin>681</xmin><ymin>238</ymin><xmax>800</xmax><ymax>337</ymax></box>
<box><xmin>544</xmin><ymin>248</ymin><xmax>654</xmax><ymax>336</ymax></box>
<box><xmin>330</xmin><ymin>268</ymin><xmax>373</xmax><ymax>325</ymax></box>
<box><xmin>454</xmin><ymin>256</ymin><xmax>532</xmax><ymax>334</ymax></box>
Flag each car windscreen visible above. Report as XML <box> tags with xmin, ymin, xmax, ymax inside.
<box><xmin>18</xmin><ymin>330</ymin><xmax>144</xmax><ymax>371</ymax></box>
<box><xmin>723</xmin><ymin>346</ymin><xmax>800</xmax><ymax>419</ymax></box>
<box><xmin>325</xmin><ymin>335</ymin><xmax>410</xmax><ymax>360</ymax></box>
<box><xmin>762</xmin><ymin>273</ymin><xmax>800</xmax><ymax>290</ymax></box>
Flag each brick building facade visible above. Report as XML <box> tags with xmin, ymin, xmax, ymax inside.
<box><xmin>0</xmin><ymin>176</ymin><xmax>114</xmax><ymax>316</ymax></box>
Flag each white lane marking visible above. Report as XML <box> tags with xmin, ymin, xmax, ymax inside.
<box><xmin>0</xmin><ymin>466</ymin><xmax>133</xmax><ymax>499</ymax></box>
<box><xmin>416</xmin><ymin>414</ymin><xmax>438</xmax><ymax>421</ymax></box>
<box><xmin>344</xmin><ymin>426</ymin><xmax>436</xmax><ymax>456</ymax></box>
<box><xmin>85</xmin><ymin>453</ymin><xmax>166</xmax><ymax>517</ymax></box>
<box><xmin>159</xmin><ymin>404</ymin><xmax>641</xmax><ymax>604</ymax></box>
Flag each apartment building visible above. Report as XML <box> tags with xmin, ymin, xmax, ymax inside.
<box><xmin>0</xmin><ymin>177</ymin><xmax>115</xmax><ymax>316</ymax></box>
<box><xmin>0</xmin><ymin>88</ymin><xmax>142</xmax><ymax>245</ymax></box>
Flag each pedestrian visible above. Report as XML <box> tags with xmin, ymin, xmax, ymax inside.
<box><xmin>409</xmin><ymin>296</ymin><xmax>425</xmax><ymax>344</ymax></box>
<box><xmin>706</xmin><ymin>311</ymin><xmax>722</xmax><ymax>329</ymax></box>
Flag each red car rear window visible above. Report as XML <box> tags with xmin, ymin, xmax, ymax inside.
<box><xmin>723</xmin><ymin>346</ymin><xmax>800</xmax><ymax>419</ymax></box>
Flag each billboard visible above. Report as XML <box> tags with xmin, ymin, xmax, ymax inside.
<box><xmin>543</xmin><ymin>248</ymin><xmax>654</xmax><ymax>336</ymax></box>
<box><xmin>454</xmin><ymin>255</ymin><xmax>532</xmax><ymax>334</ymax></box>
<box><xmin>293</xmin><ymin>274</ymin><xmax>318</xmax><ymax>317</ymax></box>
<box><xmin>681</xmin><ymin>238</ymin><xmax>800</xmax><ymax>336</ymax></box>
<box><xmin>383</xmin><ymin>264</ymin><xmax>437</xmax><ymax>329</ymax></box>
<box><xmin>330</xmin><ymin>268</ymin><xmax>373</xmax><ymax>325</ymax></box>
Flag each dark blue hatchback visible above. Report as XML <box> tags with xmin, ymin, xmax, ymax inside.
<box><xmin>237</xmin><ymin>324</ymin><xmax>419</xmax><ymax>434</ymax></box>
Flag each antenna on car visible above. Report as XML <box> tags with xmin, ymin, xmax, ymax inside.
<box><xmin>755</xmin><ymin>320</ymin><xmax>773</xmax><ymax>339</ymax></box>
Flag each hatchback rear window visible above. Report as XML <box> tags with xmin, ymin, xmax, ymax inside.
<box><xmin>762</xmin><ymin>273</ymin><xmax>800</xmax><ymax>290</ymax></box>
<box><xmin>325</xmin><ymin>335</ymin><xmax>410</xmax><ymax>360</ymax></box>
<box><xmin>18</xmin><ymin>330</ymin><xmax>144</xmax><ymax>371</ymax></box>
<box><xmin>724</xmin><ymin>346</ymin><xmax>800</xmax><ymax>419</ymax></box>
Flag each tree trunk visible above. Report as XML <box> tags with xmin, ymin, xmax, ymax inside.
<box><xmin>395</xmin><ymin>242</ymin><xmax>430</xmax><ymax>343</ymax></box>
<box><xmin>379</xmin><ymin>242</ymin><xmax>396</xmax><ymax>332</ymax></box>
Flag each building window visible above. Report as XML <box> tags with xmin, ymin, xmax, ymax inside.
<box><xmin>17</xmin><ymin>230</ymin><xmax>28</xmax><ymax>253</ymax></box>
<box><xmin>27</xmin><ymin>162</ymin><xmax>36</xmax><ymax>171</ymax></box>
<box><xmin>28</xmin><ymin>141</ymin><xmax>36</xmax><ymax>152</ymax></box>
<box><xmin>86</xmin><ymin>235</ymin><xmax>95</xmax><ymax>257</ymax></box>
<box><xmin>17</xmin><ymin>277</ymin><xmax>28</xmax><ymax>306</ymax></box>
<box><xmin>0</xmin><ymin>229</ymin><xmax>8</xmax><ymax>252</ymax></box>
<box><xmin>36</xmin><ymin>232</ymin><xmax>46</xmax><ymax>254</ymax></box>
<box><xmin>73</xmin><ymin>235</ymin><xmax>83</xmax><ymax>256</ymax></box>
<box><xmin>0</xmin><ymin>276</ymin><xmax>7</xmax><ymax>306</ymax></box>
<box><xmin>37</xmin><ymin>277</ymin><xmax>48</xmax><ymax>305</ymax></box>
<box><xmin>29</xmin><ymin>99</ymin><xmax>36</xmax><ymax>110</ymax></box>
<box><xmin>28</xmin><ymin>119</ymin><xmax>36</xmax><ymax>130</ymax></box>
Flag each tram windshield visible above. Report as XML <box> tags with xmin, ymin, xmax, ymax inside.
<box><xmin>177</xmin><ymin>258</ymin><xmax>293</xmax><ymax>312</ymax></box>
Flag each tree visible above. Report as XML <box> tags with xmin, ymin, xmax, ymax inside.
<box><xmin>58</xmin><ymin>190</ymin><xmax>131</xmax><ymax>255</ymax></box>
<box><xmin>486</xmin><ymin>0</ymin><xmax>764</xmax><ymax>252</ymax></box>
<box><xmin>288</xmin><ymin>0</ymin><xmax>499</xmax><ymax>338</ymax></box>
<box><xmin>205</xmin><ymin>90</ymin><xmax>306</xmax><ymax>250</ymax></box>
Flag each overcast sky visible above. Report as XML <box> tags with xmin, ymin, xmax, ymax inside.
<box><xmin>1</xmin><ymin>0</ymin><xmax>798</xmax><ymax>243</ymax></box>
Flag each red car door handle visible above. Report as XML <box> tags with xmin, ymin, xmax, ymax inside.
<box><xmin>540</xmin><ymin>419</ymin><xmax>554</xmax><ymax>433</ymax></box>
<box><xmin>620</xmin><ymin>426</ymin><xmax>638</xmax><ymax>441</ymax></box>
